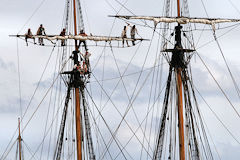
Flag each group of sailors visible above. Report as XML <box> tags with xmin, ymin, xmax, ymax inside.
<box><xmin>59</xmin><ymin>28</ymin><xmax>88</xmax><ymax>50</ymax></box>
<box><xmin>24</xmin><ymin>24</ymin><xmax>139</xmax><ymax>76</ymax></box>
<box><xmin>25</xmin><ymin>25</ymin><xmax>89</xmax><ymax>49</ymax></box>
<box><xmin>25</xmin><ymin>24</ymin><xmax>90</xmax><ymax>76</ymax></box>
<box><xmin>25</xmin><ymin>24</ymin><xmax>46</xmax><ymax>46</ymax></box>
<box><xmin>121</xmin><ymin>24</ymin><xmax>138</xmax><ymax>47</ymax></box>
<box><xmin>74</xmin><ymin>51</ymin><xmax>91</xmax><ymax>76</ymax></box>
<box><xmin>75</xmin><ymin>30</ymin><xmax>90</xmax><ymax>76</ymax></box>
<box><xmin>25</xmin><ymin>23</ymin><xmax>139</xmax><ymax>48</ymax></box>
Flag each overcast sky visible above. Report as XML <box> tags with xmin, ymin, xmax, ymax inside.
<box><xmin>1</xmin><ymin>0</ymin><xmax>240</xmax><ymax>159</ymax></box>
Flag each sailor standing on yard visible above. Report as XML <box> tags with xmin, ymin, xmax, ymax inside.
<box><xmin>130</xmin><ymin>25</ymin><xmax>138</xmax><ymax>46</ymax></box>
<box><xmin>121</xmin><ymin>26</ymin><xmax>129</xmax><ymax>47</ymax></box>
<box><xmin>78</xmin><ymin>29</ymin><xmax>88</xmax><ymax>51</ymax></box>
<box><xmin>25</xmin><ymin>28</ymin><xmax>36</xmax><ymax>46</ymax></box>
<box><xmin>60</xmin><ymin>28</ymin><xmax>66</xmax><ymax>46</ymax></box>
<box><xmin>36</xmin><ymin>24</ymin><xmax>46</xmax><ymax>46</ymax></box>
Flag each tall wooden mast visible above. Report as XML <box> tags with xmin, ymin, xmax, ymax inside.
<box><xmin>18</xmin><ymin>118</ymin><xmax>22</xmax><ymax>160</ymax></box>
<box><xmin>73</xmin><ymin>0</ymin><xmax>79</xmax><ymax>51</ymax></box>
<box><xmin>73</xmin><ymin>0</ymin><xmax>82</xmax><ymax>160</ymax></box>
<box><xmin>177</xmin><ymin>69</ymin><xmax>185</xmax><ymax>160</ymax></box>
<box><xmin>176</xmin><ymin>0</ymin><xmax>185</xmax><ymax>160</ymax></box>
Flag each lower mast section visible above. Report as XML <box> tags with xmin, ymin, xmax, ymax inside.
<box><xmin>176</xmin><ymin>0</ymin><xmax>185</xmax><ymax>158</ymax></box>
<box><xmin>75</xmin><ymin>87</ymin><xmax>82</xmax><ymax>160</ymax></box>
<box><xmin>160</xmin><ymin>24</ymin><xmax>188</xmax><ymax>160</ymax></box>
<box><xmin>73</xmin><ymin>50</ymin><xmax>83</xmax><ymax>160</ymax></box>
<box><xmin>177</xmin><ymin>68</ymin><xmax>185</xmax><ymax>160</ymax></box>
<box><xmin>174</xmin><ymin>24</ymin><xmax>185</xmax><ymax>160</ymax></box>
<box><xmin>73</xmin><ymin>0</ymin><xmax>82</xmax><ymax>159</ymax></box>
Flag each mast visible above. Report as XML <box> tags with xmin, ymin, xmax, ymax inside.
<box><xmin>18</xmin><ymin>118</ymin><xmax>22</xmax><ymax>160</ymax></box>
<box><xmin>73</xmin><ymin>0</ymin><xmax>79</xmax><ymax>51</ymax></box>
<box><xmin>8</xmin><ymin>1</ymin><xmax>147</xmax><ymax>159</ymax></box>
<box><xmin>73</xmin><ymin>0</ymin><xmax>82</xmax><ymax>160</ymax></box>
<box><xmin>75</xmin><ymin>88</ymin><xmax>82</xmax><ymax>160</ymax></box>
<box><xmin>177</xmin><ymin>68</ymin><xmax>185</xmax><ymax>160</ymax></box>
<box><xmin>176</xmin><ymin>0</ymin><xmax>185</xmax><ymax>159</ymax></box>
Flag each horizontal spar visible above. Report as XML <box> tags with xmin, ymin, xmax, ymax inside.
<box><xmin>9</xmin><ymin>35</ymin><xmax>148</xmax><ymax>42</ymax></box>
<box><xmin>109</xmin><ymin>15</ymin><xmax>240</xmax><ymax>30</ymax></box>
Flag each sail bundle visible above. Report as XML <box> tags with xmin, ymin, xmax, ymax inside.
<box><xmin>110</xmin><ymin>15</ymin><xmax>240</xmax><ymax>30</ymax></box>
<box><xmin>13</xmin><ymin>34</ymin><xmax>146</xmax><ymax>43</ymax></box>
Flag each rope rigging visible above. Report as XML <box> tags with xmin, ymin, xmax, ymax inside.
<box><xmin>98</xmin><ymin>32</ymin><xmax>157</xmax><ymax>159</ymax></box>
<box><xmin>4</xmin><ymin>0</ymin><xmax>240</xmax><ymax>160</ymax></box>
<box><xmin>110</xmin><ymin>0</ymin><xmax>240</xmax><ymax>159</ymax></box>
<box><xmin>80</xmin><ymin>86</ymin><xmax>96</xmax><ymax>160</ymax></box>
<box><xmin>54</xmin><ymin>81</ymin><xmax>72</xmax><ymax>160</ymax></box>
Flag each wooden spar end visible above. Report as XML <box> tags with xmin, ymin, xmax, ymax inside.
<box><xmin>108</xmin><ymin>15</ymin><xmax>117</xmax><ymax>17</ymax></box>
<box><xmin>9</xmin><ymin>35</ymin><xmax>21</xmax><ymax>37</ymax></box>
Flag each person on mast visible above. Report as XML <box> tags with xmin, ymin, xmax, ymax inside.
<box><xmin>36</xmin><ymin>24</ymin><xmax>46</xmax><ymax>46</ymax></box>
<box><xmin>25</xmin><ymin>28</ymin><xmax>36</xmax><ymax>46</ymax></box>
<box><xmin>84</xmin><ymin>51</ymin><xmax>91</xmax><ymax>74</ymax></box>
<box><xmin>130</xmin><ymin>25</ymin><xmax>138</xmax><ymax>46</ymax></box>
<box><xmin>121</xmin><ymin>26</ymin><xmax>129</xmax><ymax>47</ymax></box>
<box><xmin>78</xmin><ymin>29</ymin><xmax>88</xmax><ymax>51</ymax></box>
<box><xmin>60</xmin><ymin>28</ymin><xmax>66</xmax><ymax>46</ymax></box>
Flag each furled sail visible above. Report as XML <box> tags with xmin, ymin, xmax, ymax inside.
<box><xmin>11</xmin><ymin>34</ymin><xmax>147</xmax><ymax>43</ymax></box>
<box><xmin>110</xmin><ymin>15</ymin><xmax>240</xmax><ymax>30</ymax></box>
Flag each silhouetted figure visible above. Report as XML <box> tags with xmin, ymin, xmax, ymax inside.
<box><xmin>121</xmin><ymin>26</ymin><xmax>129</xmax><ymax>47</ymax></box>
<box><xmin>36</xmin><ymin>24</ymin><xmax>46</xmax><ymax>45</ymax></box>
<box><xmin>60</xmin><ymin>28</ymin><xmax>66</xmax><ymax>46</ymax></box>
<box><xmin>130</xmin><ymin>25</ymin><xmax>138</xmax><ymax>45</ymax></box>
<box><xmin>25</xmin><ymin>28</ymin><xmax>36</xmax><ymax>46</ymax></box>
<box><xmin>78</xmin><ymin>29</ymin><xmax>88</xmax><ymax>51</ymax></box>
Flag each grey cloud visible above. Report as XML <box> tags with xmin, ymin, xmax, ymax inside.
<box><xmin>1</xmin><ymin>0</ymin><xmax>240</xmax><ymax>159</ymax></box>
<box><xmin>0</xmin><ymin>57</ymin><xmax>16</xmax><ymax>72</ymax></box>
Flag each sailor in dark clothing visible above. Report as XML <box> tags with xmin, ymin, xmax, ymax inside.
<box><xmin>130</xmin><ymin>25</ymin><xmax>138</xmax><ymax>46</ymax></box>
<box><xmin>60</xmin><ymin>28</ymin><xmax>66</xmax><ymax>46</ymax></box>
<box><xmin>36</xmin><ymin>24</ymin><xmax>46</xmax><ymax>45</ymax></box>
<box><xmin>121</xmin><ymin>26</ymin><xmax>129</xmax><ymax>47</ymax></box>
<box><xmin>78</xmin><ymin>29</ymin><xmax>88</xmax><ymax>51</ymax></box>
<box><xmin>25</xmin><ymin>28</ymin><xmax>36</xmax><ymax>46</ymax></box>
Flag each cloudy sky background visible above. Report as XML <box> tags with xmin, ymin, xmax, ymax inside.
<box><xmin>1</xmin><ymin>0</ymin><xmax>240</xmax><ymax>159</ymax></box>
